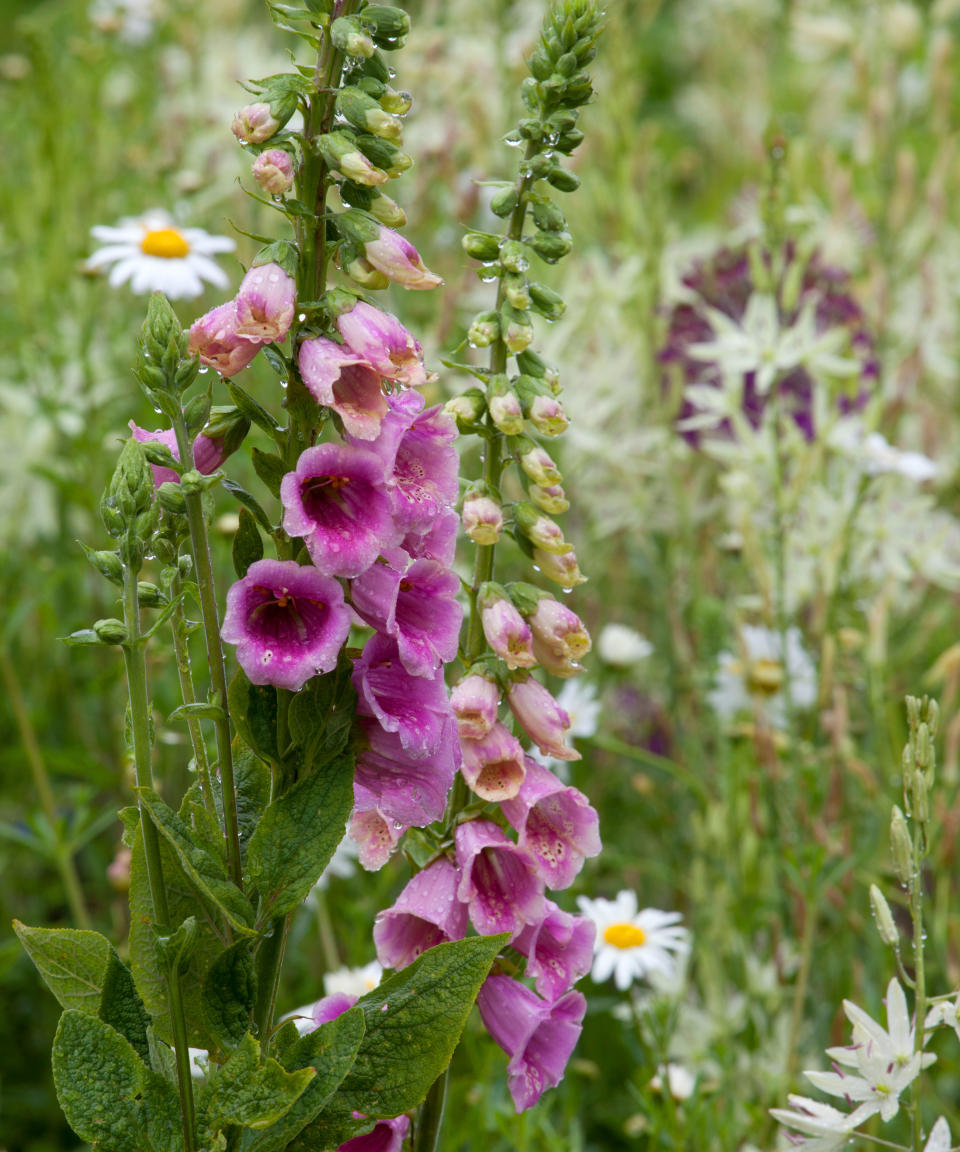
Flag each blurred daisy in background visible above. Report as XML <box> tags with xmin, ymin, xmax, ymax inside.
<box><xmin>709</xmin><ymin>624</ymin><xmax>817</xmax><ymax>730</ymax></box>
<box><xmin>577</xmin><ymin>889</ymin><xmax>690</xmax><ymax>991</ymax></box>
<box><xmin>89</xmin><ymin>0</ymin><xmax>158</xmax><ymax>43</ymax></box>
<box><xmin>86</xmin><ymin>209</ymin><xmax>235</xmax><ymax>298</ymax></box>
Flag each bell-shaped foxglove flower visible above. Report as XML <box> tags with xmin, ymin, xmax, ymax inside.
<box><xmin>349</xmin><ymin>783</ymin><xmax>407</xmax><ymax>871</ymax></box>
<box><xmin>514</xmin><ymin>901</ymin><xmax>596</xmax><ymax>1002</ymax></box>
<box><xmin>336</xmin><ymin>300</ymin><xmax>429</xmax><ymax>388</ymax></box>
<box><xmin>450</xmin><ymin>674</ymin><xmax>500</xmax><ymax>740</ymax></box>
<box><xmin>355</xmin><ymin>714</ymin><xmax>459</xmax><ymax>829</ymax></box>
<box><xmin>234</xmin><ymin>262</ymin><xmax>296</xmax><ymax>344</ymax></box>
<box><xmin>454</xmin><ymin>818</ymin><xmax>544</xmax><ymax>937</ymax></box>
<box><xmin>507</xmin><ymin>677</ymin><xmax>580</xmax><ymax>761</ymax></box>
<box><xmin>299</xmin><ymin>337</ymin><xmax>389</xmax><ymax>441</ymax></box>
<box><xmin>189</xmin><ymin>301</ymin><xmax>262</xmax><ymax>377</ymax></box>
<box><xmin>373</xmin><ymin>856</ymin><xmax>468</xmax><ymax>970</ymax></box>
<box><xmin>459</xmin><ymin>722</ymin><xmax>527</xmax><ymax>802</ymax></box>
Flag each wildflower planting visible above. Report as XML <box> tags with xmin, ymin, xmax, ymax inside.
<box><xmin>5</xmin><ymin>1</ymin><xmax>960</xmax><ymax>1151</ymax></box>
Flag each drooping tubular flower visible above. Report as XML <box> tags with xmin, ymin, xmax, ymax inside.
<box><xmin>234</xmin><ymin>262</ymin><xmax>296</xmax><ymax>343</ymax></box>
<box><xmin>336</xmin><ymin>300</ymin><xmax>429</xmax><ymax>388</ymax></box>
<box><xmin>338</xmin><ymin>209</ymin><xmax>443</xmax><ymax>290</ymax></box>
<box><xmin>373</xmin><ymin>856</ymin><xmax>468</xmax><ymax>970</ymax></box>
<box><xmin>220</xmin><ymin>558</ymin><xmax>351</xmax><ymax>691</ymax></box>
<box><xmin>299</xmin><ymin>337</ymin><xmax>389</xmax><ymax>441</ymax></box>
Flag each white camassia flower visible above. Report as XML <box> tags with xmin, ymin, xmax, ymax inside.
<box><xmin>597</xmin><ymin>623</ymin><xmax>654</xmax><ymax>667</ymax></box>
<box><xmin>708</xmin><ymin>624</ymin><xmax>817</xmax><ymax>729</ymax></box>
<box><xmin>86</xmin><ymin>209</ymin><xmax>235</xmax><ymax>299</ymax></box>
<box><xmin>577</xmin><ymin>889</ymin><xmax>690</xmax><ymax>991</ymax></box>
<box><xmin>769</xmin><ymin>1094</ymin><xmax>859</xmax><ymax>1152</ymax></box>
<box><xmin>830</xmin><ymin>420</ymin><xmax>937</xmax><ymax>482</ymax></box>
<box><xmin>923</xmin><ymin>1117</ymin><xmax>951</xmax><ymax>1152</ymax></box>
<box><xmin>804</xmin><ymin>978</ymin><xmax>935</xmax><ymax>1125</ymax></box>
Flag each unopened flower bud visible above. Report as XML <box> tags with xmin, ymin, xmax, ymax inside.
<box><xmin>379</xmin><ymin>86</ymin><xmax>412</xmax><ymax>115</ymax></box>
<box><xmin>499</xmin><ymin>240</ymin><xmax>529</xmax><ymax>274</ymax></box>
<box><xmin>516</xmin><ymin>438</ymin><xmax>562</xmax><ymax>486</ymax></box>
<box><xmin>528</xmin><ymin>597</ymin><xmax>591</xmax><ymax>676</ymax></box>
<box><xmin>501</xmin><ymin>305</ymin><xmax>534</xmax><ymax>353</ymax></box>
<box><xmin>331</xmin><ymin>14</ymin><xmax>375</xmax><ymax>57</ymax></box>
<box><xmin>528</xmin><ymin>483</ymin><xmax>569</xmax><ymax>514</ymax></box>
<box><xmin>463</xmin><ymin>232</ymin><xmax>502</xmax><ymax>262</ymax></box>
<box><xmin>912</xmin><ymin>769</ymin><xmax>929</xmax><ymax>825</ymax></box>
<box><xmin>534</xmin><ymin>546</ymin><xmax>586</xmax><ymax>587</ymax></box>
<box><xmin>364</xmin><ymin>4</ymin><xmax>411</xmax><ymax>44</ymax></box>
<box><xmin>515</xmin><ymin>502</ymin><xmax>571</xmax><ymax>554</ymax></box>
<box><xmin>479</xmin><ymin>584</ymin><xmax>537</xmax><ymax>670</ymax></box>
<box><xmin>189</xmin><ymin>302</ymin><xmax>262</xmax><ymax>378</ymax></box>
<box><xmin>110</xmin><ymin>438</ymin><xmax>155</xmax><ymax>523</ymax></box>
<box><xmin>444</xmin><ymin>388</ymin><xmax>486</xmax><ymax>431</ymax></box>
<box><xmin>532</xmin><ymin>200</ymin><xmax>567</xmax><ymax>232</ymax></box>
<box><xmin>252</xmin><ymin>148</ymin><xmax>295</xmax><ymax>195</ymax></box>
<box><xmin>337</xmin><ymin>86</ymin><xmax>403</xmax><ymax>142</ymax></box>
<box><xmin>341</xmin><ymin>249</ymin><xmax>391</xmax><ymax>290</ymax></box>
<box><xmin>515</xmin><ymin>376</ymin><xmax>567</xmax><ymax>435</ymax></box>
<box><xmin>547</xmin><ymin>167</ymin><xmax>581</xmax><ymax>193</ymax></box>
<box><xmin>355</xmin><ymin>133</ymin><xmax>412</xmax><ymax>176</ymax></box>
<box><xmin>316</xmin><ymin>132</ymin><xmax>388</xmax><ymax>187</ymax></box>
<box><xmin>337</xmin><ymin>210</ymin><xmax>442</xmax><ymax>290</ymax></box>
<box><xmin>516</xmin><ymin>349</ymin><xmax>558</xmax><ymax>389</ymax></box>
<box><xmin>488</xmin><ymin>377</ymin><xmax>524</xmax><ymax>435</ymax></box>
<box><xmin>490</xmin><ymin>186</ymin><xmax>519</xmax><ymax>218</ymax></box>
<box><xmin>915</xmin><ymin>722</ymin><xmax>933</xmax><ymax>773</ymax></box>
<box><xmin>366</xmin><ymin>191</ymin><xmax>407</xmax><ymax>227</ymax></box>
<box><xmin>526</xmin><ymin>230</ymin><xmax>573</xmax><ymax>263</ymax></box>
<box><xmin>869</xmin><ymin>884</ymin><xmax>899</xmax><ymax>948</ymax></box>
<box><xmin>468</xmin><ymin>310</ymin><xmax>500</xmax><ymax>348</ymax></box>
<box><xmin>83</xmin><ymin>546</ymin><xmax>124</xmax><ymax>585</ymax></box>
<box><xmin>504</xmin><ymin>273</ymin><xmax>532</xmax><ymax>311</ymax></box>
<box><xmin>94</xmin><ymin>617</ymin><xmax>128</xmax><ymax>644</ymax></box>
<box><xmin>890</xmin><ymin>805</ymin><xmax>913</xmax><ymax>885</ymax></box>
<box><xmin>451</xmin><ymin>674</ymin><xmax>500</xmax><ymax>740</ymax></box>
<box><xmin>232</xmin><ymin>102</ymin><xmax>280</xmax><ymax>145</ymax></box>
<box><xmin>157</xmin><ymin>481</ymin><xmax>187</xmax><ymax>515</ymax></box>
<box><xmin>137</xmin><ymin>582</ymin><xmax>165</xmax><ymax>607</ymax></box>
<box><xmin>555</xmin><ymin>128</ymin><xmax>585</xmax><ymax>155</ymax></box>
<box><xmin>463</xmin><ymin>493</ymin><xmax>504</xmax><ymax>545</ymax></box>
<box><xmin>528</xmin><ymin>282</ymin><xmax>566</xmax><ymax>320</ymax></box>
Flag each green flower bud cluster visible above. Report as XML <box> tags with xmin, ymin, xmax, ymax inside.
<box><xmin>99</xmin><ymin>438</ymin><xmax>158</xmax><ymax>573</ymax></box>
<box><xmin>135</xmin><ymin>294</ymin><xmax>199</xmax><ymax>403</ymax></box>
<box><xmin>902</xmin><ymin>694</ymin><xmax>938</xmax><ymax>829</ymax></box>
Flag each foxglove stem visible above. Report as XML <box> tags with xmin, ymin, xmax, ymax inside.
<box><xmin>412</xmin><ymin>1066</ymin><xmax>448</xmax><ymax>1152</ymax></box>
<box><xmin>169</xmin><ymin>576</ymin><xmax>216</xmax><ymax>815</ymax></box>
<box><xmin>120</xmin><ymin>562</ymin><xmax>197</xmax><ymax>1152</ymax></box>
<box><xmin>1</xmin><ymin>653</ymin><xmax>91</xmax><ymax>930</ymax></box>
<box><xmin>254</xmin><ymin>912</ymin><xmax>292</xmax><ymax>1054</ymax></box>
<box><xmin>169</xmin><ymin>409</ymin><xmax>244</xmax><ymax>890</ymax></box>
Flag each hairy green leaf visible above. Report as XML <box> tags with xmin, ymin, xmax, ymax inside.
<box><xmin>233</xmin><ymin>506</ymin><xmax>265</xmax><ymax>579</ymax></box>
<box><xmin>287</xmin><ymin>659</ymin><xmax>356</xmax><ymax>767</ymax></box>
<box><xmin>197</xmin><ymin>1032</ymin><xmax>314</xmax><ymax>1136</ymax></box>
<box><xmin>229</xmin><ymin>669</ymin><xmax>280</xmax><ymax>770</ymax></box>
<box><xmin>202</xmin><ymin>940</ymin><xmax>257</xmax><ymax>1050</ymax></box>
<box><xmin>251</xmin><ymin>448</ymin><xmax>288</xmax><ymax>499</ymax></box>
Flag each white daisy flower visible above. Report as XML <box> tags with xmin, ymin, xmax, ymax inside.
<box><xmin>597</xmin><ymin>623</ymin><xmax>653</xmax><ymax>668</ymax></box>
<box><xmin>576</xmin><ymin>889</ymin><xmax>690</xmax><ymax>991</ymax></box>
<box><xmin>86</xmin><ymin>209</ymin><xmax>235</xmax><ymax>299</ymax></box>
<box><xmin>708</xmin><ymin>624</ymin><xmax>817</xmax><ymax>730</ymax></box>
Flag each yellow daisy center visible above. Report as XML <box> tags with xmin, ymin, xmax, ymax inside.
<box><xmin>746</xmin><ymin>657</ymin><xmax>784</xmax><ymax>696</ymax></box>
<box><xmin>140</xmin><ymin>227</ymin><xmax>190</xmax><ymax>259</ymax></box>
<box><xmin>603</xmin><ymin>922</ymin><xmax>647</xmax><ymax>950</ymax></box>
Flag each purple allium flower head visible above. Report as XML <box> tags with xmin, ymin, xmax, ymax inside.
<box><xmin>298</xmin><ymin>337</ymin><xmax>388</xmax><ymax>441</ymax></box>
<box><xmin>450</xmin><ymin>674</ymin><xmax>500</xmax><ymax>740</ymax></box>
<box><xmin>351</xmin><ymin>548</ymin><xmax>462</xmax><ymax>678</ymax></box>
<box><xmin>311</xmin><ymin>991</ymin><xmax>357</xmax><ymax>1028</ymax></box>
<box><xmin>481</xmin><ymin>597</ymin><xmax>538</xmax><ymax>671</ymax></box>
<box><xmin>454</xmin><ymin>818</ymin><xmax>544</xmax><ymax>938</ymax></box>
<box><xmin>280</xmin><ymin>442</ymin><xmax>399</xmax><ymax>578</ymax></box>
<box><xmin>353</xmin><ymin>633</ymin><xmax>454</xmax><ymax>759</ymax></box>
<box><xmin>477</xmin><ymin>975</ymin><xmax>586</xmax><ymax>1113</ymax></box>
<box><xmin>527</xmin><ymin>598</ymin><xmax>591</xmax><ymax>677</ymax></box>
<box><xmin>401</xmin><ymin>507</ymin><xmax>459</xmax><ymax>566</ymax></box>
<box><xmin>221</xmin><ymin>559</ymin><xmax>351</xmax><ymax>691</ymax></box>
<box><xmin>336</xmin><ymin>1115</ymin><xmax>410</xmax><ymax>1152</ymax></box>
<box><xmin>355</xmin><ymin>713</ymin><xmax>459</xmax><ymax>829</ymax></box>
<box><xmin>661</xmin><ymin>245</ymin><xmax>877</xmax><ymax>444</ymax></box>
<box><xmin>373</xmin><ymin>856</ymin><xmax>468</xmax><ymax>970</ymax></box>
<box><xmin>188</xmin><ymin>300</ymin><xmax>262</xmax><ymax>377</ymax></box>
<box><xmin>514</xmin><ymin>901</ymin><xmax>596</xmax><ymax>1001</ymax></box>
<box><xmin>235</xmin><ymin>262</ymin><xmax>296</xmax><ymax>344</ymax></box>
<box><xmin>459</xmin><ymin>722</ymin><xmax>527</xmax><ymax>802</ymax></box>
<box><xmin>337</xmin><ymin>300</ymin><xmax>429</xmax><ymax>388</ymax></box>
<box><xmin>507</xmin><ymin>677</ymin><xmax>580</xmax><ymax>761</ymax></box>
<box><xmin>350</xmin><ymin>787</ymin><xmax>407</xmax><ymax>871</ymax></box>
<box><xmin>501</xmin><ymin>759</ymin><xmax>601</xmax><ymax>890</ymax></box>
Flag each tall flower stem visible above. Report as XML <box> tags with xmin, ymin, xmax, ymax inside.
<box><xmin>169</xmin><ymin>576</ymin><xmax>216</xmax><ymax>815</ymax></box>
<box><xmin>170</xmin><ymin>411</ymin><xmax>243</xmax><ymax>891</ymax></box>
<box><xmin>120</xmin><ymin>561</ymin><xmax>197</xmax><ymax>1152</ymax></box>
<box><xmin>1</xmin><ymin>651</ymin><xmax>91</xmax><ymax>930</ymax></box>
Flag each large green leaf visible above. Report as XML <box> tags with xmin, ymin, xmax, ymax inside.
<box><xmin>241</xmin><ymin>1006</ymin><xmax>365</xmax><ymax>1152</ymax></box>
<box><xmin>52</xmin><ymin>1011</ymin><xmax>182</xmax><ymax>1152</ymax></box>
<box><xmin>229</xmin><ymin>669</ymin><xmax>281</xmax><ymax>770</ymax></box>
<box><xmin>247</xmin><ymin>750</ymin><xmax>354</xmax><ymax>920</ymax></box>
<box><xmin>201</xmin><ymin>940</ymin><xmax>257</xmax><ymax>1050</ymax></box>
<box><xmin>287</xmin><ymin>660</ymin><xmax>356</xmax><ymax>768</ymax></box>
<box><xmin>14</xmin><ymin>923</ymin><xmax>151</xmax><ymax>1061</ymax></box>
<box><xmin>293</xmin><ymin>935</ymin><xmax>509</xmax><ymax>1149</ymax></box>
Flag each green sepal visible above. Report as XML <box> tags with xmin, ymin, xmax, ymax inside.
<box><xmin>252</xmin><ymin>239</ymin><xmax>300</xmax><ymax>279</ymax></box>
<box><xmin>197</xmin><ymin>1032</ymin><xmax>314</xmax><ymax>1136</ymax></box>
<box><xmin>202</xmin><ymin>940</ymin><xmax>257</xmax><ymax>1051</ymax></box>
<box><xmin>52</xmin><ymin>1010</ymin><xmax>181</xmax><ymax>1152</ymax></box>
<box><xmin>233</xmin><ymin>507</ymin><xmax>265</xmax><ymax>579</ymax></box>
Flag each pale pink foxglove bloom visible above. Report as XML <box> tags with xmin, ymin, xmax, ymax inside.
<box><xmin>351</xmin><ymin>549</ymin><xmax>462</xmax><ymax>678</ymax></box>
<box><xmin>528</xmin><ymin>598</ymin><xmax>591</xmax><ymax>676</ymax></box>
<box><xmin>462</xmin><ymin>493</ymin><xmax>503</xmax><ymax>545</ymax></box>
<box><xmin>455</xmin><ymin>819</ymin><xmax>544</xmax><ymax>937</ymax></box>
<box><xmin>234</xmin><ymin>262</ymin><xmax>296</xmax><ymax>344</ymax></box>
<box><xmin>477</xmin><ymin>975</ymin><xmax>586</xmax><ymax>1113</ymax></box>
<box><xmin>502</xmin><ymin>759</ymin><xmax>601</xmax><ymax>890</ymax></box>
<box><xmin>528</xmin><ymin>483</ymin><xmax>569</xmax><ymax>514</ymax></box>
<box><xmin>373</xmin><ymin>856</ymin><xmax>468</xmax><ymax>970</ymax></box>
<box><xmin>355</xmin><ymin>714</ymin><xmax>459</xmax><ymax>829</ymax></box>
<box><xmin>311</xmin><ymin>992</ymin><xmax>358</xmax><ymax>1028</ymax></box>
<box><xmin>459</xmin><ymin>722</ymin><xmax>527</xmax><ymax>802</ymax></box>
<box><xmin>517</xmin><ymin>442</ymin><xmax>562</xmax><ymax>487</ymax></box>
<box><xmin>481</xmin><ymin>598</ymin><xmax>537</xmax><ymax>670</ymax></box>
<box><xmin>280</xmin><ymin>442</ymin><xmax>400</xmax><ymax>578</ymax></box>
<box><xmin>350</xmin><ymin>784</ymin><xmax>407</xmax><ymax>870</ymax></box>
<box><xmin>337</xmin><ymin>300</ymin><xmax>428</xmax><ymax>388</ymax></box>
<box><xmin>298</xmin><ymin>337</ymin><xmax>388</xmax><ymax>441</ymax></box>
<box><xmin>129</xmin><ymin>422</ymin><xmax>228</xmax><ymax>487</ymax></box>
<box><xmin>362</xmin><ymin>226</ymin><xmax>442</xmax><ymax>290</ymax></box>
<box><xmin>252</xmin><ymin>148</ymin><xmax>295</xmax><ymax>196</ymax></box>
<box><xmin>528</xmin><ymin>394</ymin><xmax>568</xmax><ymax>437</ymax></box>
<box><xmin>450</xmin><ymin>674</ymin><xmax>500</xmax><ymax>740</ymax></box>
<box><xmin>488</xmin><ymin>391</ymin><xmax>524</xmax><ymax>436</ymax></box>
<box><xmin>401</xmin><ymin>507</ymin><xmax>459</xmax><ymax>567</ymax></box>
<box><xmin>353</xmin><ymin>633</ymin><xmax>453</xmax><ymax>759</ymax></box>
<box><xmin>337</xmin><ymin>1116</ymin><xmax>410</xmax><ymax>1152</ymax></box>
<box><xmin>221</xmin><ymin>559</ymin><xmax>351</xmax><ymax>692</ymax></box>
<box><xmin>188</xmin><ymin>301</ymin><xmax>262</xmax><ymax>377</ymax></box>
<box><xmin>507</xmin><ymin>678</ymin><xmax>580</xmax><ymax>761</ymax></box>
<box><xmin>514</xmin><ymin>901</ymin><xmax>596</xmax><ymax>1001</ymax></box>
<box><xmin>232</xmin><ymin>102</ymin><xmax>280</xmax><ymax>143</ymax></box>
<box><xmin>534</xmin><ymin>546</ymin><xmax>587</xmax><ymax>588</ymax></box>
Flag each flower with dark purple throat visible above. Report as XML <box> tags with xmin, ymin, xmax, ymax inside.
<box><xmin>221</xmin><ymin>559</ymin><xmax>351</xmax><ymax>691</ymax></box>
<box><xmin>280</xmin><ymin>443</ymin><xmax>399</xmax><ymax>578</ymax></box>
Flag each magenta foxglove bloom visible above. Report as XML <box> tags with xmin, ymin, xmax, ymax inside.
<box><xmin>501</xmin><ymin>759</ymin><xmax>601</xmax><ymax>890</ymax></box>
<box><xmin>355</xmin><ymin>714</ymin><xmax>459</xmax><ymax>828</ymax></box>
<box><xmin>373</xmin><ymin>856</ymin><xmax>468</xmax><ymax>970</ymax></box>
<box><xmin>280</xmin><ymin>443</ymin><xmax>399</xmax><ymax>578</ymax></box>
<box><xmin>311</xmin><ymin>992</ymin><xmax>357</xmax><ymax>1027</ymax></box>
<box><xmin>337</xmin><ymin>1115</ymin><xmax>410</xmax><ymax>1152</ymax></box>
<box><xmin>350</xmin><ymin>787</ymin><xmax>407</xmax><ymax>871</ymax></box>
<box><xmin>401</xmin><ymin>507</ymin><xmax>459</xmax><ymax>566</ymax></box>
<box><xmin>351</xmin><ymin>549</ymin><xmax>462</xmax><ymax>678</ymax></box>
<box><xmin>298</xmin><ymin>337</ymin><xmax>388</xmax><ymax>441</ymax></box>
<box><xmin>459</xmin><ymin>722</ymin><xmax>527</xmax><ymax>802</ymax></box>
<box><xmin>221</xmin><ymin>559</ymin><xmax>351</xmax><ymax>691</ymax></box>
<box><xmin>507</xmin><ymin>677</ymin><xmax>580</xmax><ymax>762</ymax></box>
<box><xmin>337</xmin><ymin>300</ymin><xmax>429</xmax><ymax>388</ymax></box>
<box><xmin>527</xmin><ymin>598</ymin><xmax>591</xmax><ymax>677</ymax></box>
<box><xmin>353</xmin><ymin>633</ymin><xmax>453</xmax><ymax>759</ymax></box>
<box><xmin>234</xmin><ymin>262</ymin><xmax>296</xmax><ymax>344</ymax></box>
<box><xmin>343</xmin><ymin>215</ymin><xmax>442</xmax><ymax>290</ymax></box>
<box><xmin>481</xmin><ymin>598</ymin><xmax>537</xmax><ymax>671</ymax></box>
<box><xmin>514</xmin><ymin>901</ymin><xmax>596</xmax><ymax>1001</ymax></box>
<box><xmin>188</xmin><ymin>300</ymin><xmax>262</xmax><ymax>377</ymax></box>
<box><xmin>450</xmin><ymin>674</ymin><xmax>500</xmax><ymax>740</ymax></box>
<box><xmin>455</xmin><ymin>819</ymin><xmax>544</xmax><ymax>937</ymax></box>
<box><xmin>477</xmin><ymin>975</ymin><xmax>586</xmax><ymax>1113</ymax></box>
